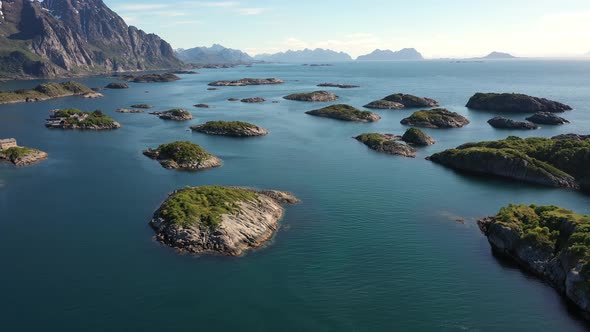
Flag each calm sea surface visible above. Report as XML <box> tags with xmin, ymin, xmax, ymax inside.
<box><xmin>1</xmin><ymin>61</ymin><xmax>590</xmax><ymax>331</ymax></box>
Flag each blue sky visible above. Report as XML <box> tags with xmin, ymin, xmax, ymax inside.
<box><xmin>106</xmin><ymin>0</ymin><xmax>590</xmax><ymax>58</ymax></box>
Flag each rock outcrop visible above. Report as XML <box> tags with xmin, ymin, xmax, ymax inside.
<box><xmin>283</xmin><ymin>91</ymin><xmax>338</xmax><ymax>102</ymax></box>
<box><xmin>402</xmin><ymin>128</ymin><xmax>436</xmax><ymax>146</ymax></box>
<box><xmin>0</xmin><ymin>81</ymin><xmax>94</xmax><ymax>104</ymax></box>
<box><xmin>306</xmin><ymin>104</ymin><xmax>381</xmax><ymax>123</ymax></box>
<box><xmin>130</xmin><ymin>104</ymin><xmax>154</xmax><ymax>109</ymax></box>
<box><xmin>105</xmin><ymin>83</ymin><xmax>129</xmax><ymax>89</ymax></box>
<box><xmin>526</xmin><ymin>112</ymin><xmax>570</xmax><ymax>125</ymax></box>
<box><xmin>116</xmin><ymin>73</ymin><xmax>180</xmax><ymax>83</ymax></box>
<box><xmin>477</xmin><ymin>204</ymin><xmax>590</xmax><ymax>319</ymax></box>
<box><xmin>317</xmin><ymin>83</ymin><xmax>360</xmax><ymax>89</ymax></box>
<box><xmin>466</xmin><ymin>93</ymin><xmax>572</xmax><ymax>113</ymax></box>
<box><xmin>428</xmin><ymin>136</ymin><xmax>590</xmax><ymax>191</ymax></box>
<box><xmin>0</xmin><ymin>146</ymin><xmax>48</xmax><ymax>167</ymax></box>
<box><xmin>116</xmin><ymin>108</ymin><xmax>144</xmax><ymax>114</ymax></box>
<box><xmin>487</xmin><ymin>117</ymin><xmax>538</xmax><ymax>129</ymax></box>
<box><xmin>209</xmin><ymin>78</ymin><xmax>283</xmax><ymax>86</ymax></box>
<box><xmin>143</xmin><ymin>141</ymin><xmax>221</xmax><ymax>170</ymax></box>
<box><xmin>0</xmin><ymin>0</ymin><xmax>181</xmax><ymax>79</ymax></box>
<box><xmin>241</xmin><ymin>97</ymin><xmax>265</xmax><ymax>103</ymax></box>
<box><xmin>365</xmin><ymin>93</ymin><xmax>438</xmax><ymax>109</ymax></box>
<box><xmin>193</xmin><ymin>104</ymin><xmax>210</xmax><ymax>108</ymax></box>
<box><xmin>152</xmin><ymin>109</ymin><xmax>193</xmax><ymax>121</ymax></box>
<box><xmin>400</xmin><ymin>108</ymin><xmax>469</xmax><ymax>128</ymax></box>
<box><xmin>363</xmin><ymin>100</ymin><xmax>404</xmax><ymax>110</ymax></box>
<box><xmin>354</xmin><ymin>133</ymin><xmax>416</xmax><ymax>158</ymax></box>
<box><xmin>149</xmin><ymin>186</ymin><xmax>299</xmax><ymax>256</ymax></box>
<box><xmin>191</xmin><ymin>121</ymin><xmax>268</xmax><ymax>137</ymax></box>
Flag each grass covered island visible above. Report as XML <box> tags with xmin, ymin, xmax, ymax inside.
<box><xmin>400</xmin><ymin>108</ymin><xmax>470</xmax><ymax>128</ymax></box>
<box><xmin>354</xmin><ymin>133</ymin><xmax>416</xmax><ymax>158</ymax></box>
<box><xmin>150</xmin><ymin>186</ymin><xmax>299</xmax><ymax>256</ymax></box>
<box><xmin>191</xmin><ymin>121</ymin><xmax>269</xmax><ymax>137</ymax></box>
<box><xmin>143</xmin><ymin>141</ymin><xmax>221</xmax><ymax>170</ymax></box>
<box><xmin>0</xmin><ymin>81</ymin><xmax>95</xmax><ymax>104</ymax></box>
<box><xmin>283</xmin><ymin>91</ymin><xmax>338</xmax><ymax>102</ymax></box>
<box><xmin>306</xmin><ymin>104</ymin><xmax>381</xmax><ymax>122</ymax></box>
<box><xmin>429</xmin><ymin>135</ymin><xmax>590</xmax><ymax>192</ymax></box>
<box><xmin>478</xmin><ymin>204</ymin><xmax>590</xmax><ymax>318</ymax></box>
<box><xmin>0</xmin><ymin>146</ymin><xmax>48</xmax><ymax>167</ymax></box>
<box><xmin>45</xmin><ymin>108</ymin><xmax>121</xmax><ymax>130</ymax></box>
<box><xmin>152</xmin><ymin>109</ymin><xmax>193</xmax><ymax>121</ymax></box>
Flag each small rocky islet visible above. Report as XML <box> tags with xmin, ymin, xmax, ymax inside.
<box><xmin>116</xmin><ymin>73</ymin><xmax>181</xmax><ymax>83</ymax></box>
<box><xmin>478</xmin><ymin>204</ymin><xmax>590</xmax><ymax>318</ymax></box>
<box><xmin>428</xmin><ymin>135</ymin><xmax>590</xmax><ymax>192</ymax></box>
<box><xmin>143</xmin><ymin>141</ymin><xmax>221</xmax><ymax>171</ymax></box>
<box><xmin>283</xmin><ymin>91</ymin><xmax>338</xmax><ymax>102</ymax></box>
<box><xmin>526</xmin><ymin>112</ymin><xmax>570</xmax><ymax>125</ymax></box>
<box><xmin>150</xmin><ymin>109</ymin><xmax>193</xmax><ymax>121</ymax></box>
<box><xmin>354</xmin><ymin>133</ymin><xmax>417</xmax><ymax>158</ymax></box>
<box><xmin>364</xmin><ymin>93</ymin><xmax>439</xmax><ymax>109</ymax></box>
<box><xmin>208</xmin><ymin>78</ymin><xmax>284</xmax><ymax>86</ymax></box>
<box><xmin>466</xmin><ymin>92</ymin><xmax>573</xmax><ymax>113</ymax></box>
<box><xmin>400</xmin><ymin>108</ymin><xmax>469</xmax><ymax>128</ymax></box>
<box><xmin>306</xmin><ymin>104</ymin><xmax>381</xmax><ymax>122</ymax></box>
<box><xmin>317</xmin><ymin>83</ymin><xmax>360</xmax><ymax>89</ymax></box>
<box><xmin>105</xmin><ymin>82</ymin><xmax>129</xmax><ymax>89</ymax></box>
<box><xmin>487</xmin><ymin>116</ymin><xmax>538</xmax><ymax>129</ymax></box>
<box><xmin>150</xmin><ymin>185</ymin><xmax>299</xmax><ymax>256</ymax></box>
<box><xmin>241</xmin><ymin>97</ymin><xmax>265</xmax><ymax>103</ymax></box>
<box><xmin>45</xmin><ymin>108</ymin><xmax>121</xmax><ymax>130</ymax></box>
<box><xmin>0</xmin><ymin>81</ymin><xmax>98</xmax><ymax>104</ymax></box>
<box><xmin>401</xmin><ymin>128</ymin><xmax>436</xmax><ymax>146</ymax></box>
<box><xmin>191</xmin><ymin>121</ymin><xmax>268</xmax><ymax>137</ymax></box>
<box><xmin>130</xmin><ymin>104</ymin><xmax>154</xmax><ymax>109</ymax></box>
<box><xmin>0</xmin><ymin>139</ymin><xmax>47</xmax><ymax>167</ymax></box>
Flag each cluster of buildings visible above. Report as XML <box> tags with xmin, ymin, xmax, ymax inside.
<box><xmin>45</xmin><ymin>110</ymin><xmax>88</xmax><ymax>128</ymax></box>
<box><xmin>0</xmin><ymin>138</ymin><xmax>17</xmax><ymax>150</ymax></box>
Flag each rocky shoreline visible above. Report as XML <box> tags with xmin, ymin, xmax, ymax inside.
<box><xmin>0</xmin><ymin>81</ymin><xmax>96</xmax><ymax>104</ymax></box>
<box><xmin>0</xmin><ymin>147</ymin><xmax>48</xmax><ymax>167</ymax></box>
<box><xmin>150</xmin><ymin>186</ymin><xmax>299</xmax><ymax>256</ymax></box>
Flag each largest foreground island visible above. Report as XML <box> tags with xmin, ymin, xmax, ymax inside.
<box><xmin>479</xmin><ymin>204</ymin><xmax>590</xmax><ymax>318</ymax></box>
<box><xmin>150</xmin><ymin>186</ymin><xmax>299</xmax><ymax>256</ymax></box>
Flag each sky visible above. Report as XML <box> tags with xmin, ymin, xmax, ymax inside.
<box><xmin>105</xmin><ymin>0</ymin><xmax>590</xmax><ymax>58</ymax></box>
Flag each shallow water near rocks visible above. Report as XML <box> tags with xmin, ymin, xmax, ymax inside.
<box><xmin>1</xmin><ymin>61</ymin><xmax>590</xmax><ymax>331</ymax></box>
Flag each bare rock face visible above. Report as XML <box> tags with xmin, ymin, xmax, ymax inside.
<box><xmin>467</xmin><ymin>93</ymin><xmax>572</xmax><ymax>113</ymax></box>
<box><xmin>149</xmin><ymin>186</ymin><xmax>299</xmax><ymax>256</ymax></box>
<box><xmin>526</xmin><ymin>112</ymin><xmax>570</xmax><ymax>125</ymax></box>
<box><xmin>0</xmin><ymin>0</ymin><xmax>182</xmax><ymax>79</ymax></box>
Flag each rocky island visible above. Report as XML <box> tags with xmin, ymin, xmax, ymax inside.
<box><xmin>354</xmin><ymin>133</ymin><xmax>416</xmax><ymax>158</ymax></box>
<box><xmin>526</xmin><ymin>112</ymin><xmax>570</xmax><ymax>125</ymax></box>
<box><xmin>428</xmin><ymin>135</ymin><xmax>590</xmax><ymax>192</ymax></box>
<box><xmin>45</xmin><ymin>109</ymin><xmax>121</xmax><ymax>130</ymax></box>
<box><xmin>0</xmin><ymin>139</ymin><xmax>47</xmax><ymax>167</ymax></box>
<box><xmin>306</xmin><ymin>104</ymin><xmax>381</xmax><ymax>122</ymax></box>
<box><xmin>478</xmin><ymin>204</ymin><xmax>590</xmax><ymax>319</ymax></box>
<box><xmin>0</xmin><ymin>81</ymin><xmax>96</xmax><ymax>104</ymax></box>
<box><xmin>191</xmin><ymin>121</ymin><xmax>268</xmax><ymax>137</ymax></box>
<box><xmin>466</xmin><ymin>93</ymin><xmax>573</xmax><ymax>113</ymax></box>
<box><xmin>283</xmin><ymin>91</ymin><xmax>338</xmax><ymax>102</ymax></box>
<box><xmin>400</xmin><ymin>109</ymin><xmax>470</xmax><ymax>128</ymax></box>
<box><xmin>365</xmin><ymin>93</ymin><xmax>439</xmax><ymax>109</ymax></box>
<box><xmin>152</xmin><ymin>109</ymin><xmax>193</xmax><ymax>121</ymax></box>
<box><xmin>150</xmin><ymin>185</ymin><xmax>299</xmax><ymax>256</ymax></box>
<box><xmin>402</xmin><ymin>128</ymin><xmax>436</xmax><ymax>146</ymax></box>
<box><xmin>117</xmin><ymin>73</ymin><xmax>181</xmax><ymax>83</ymax></box>
<box><xmin>208</xmin><ymin>78</ymin><xmax>284</xmax><ymax>86</ymax></box>
<box><xmin>143</xmin><ymin>141</ymin><xmax>221</xmax><ymax>170</ymax></box>
<box><xmin>317</xmin><ymin>83</ymin><xmax>360</xmax><ymax>89</ymax></box>
<box><xmin>488</xmin><ymin>117</ymin><xmax>538</xmax><ymax>129</ymax></box>
<box><xmin>116</xmin><ymin>109</ymin><xmax>144</xmax><ymax>114</ymax></box>
<box><xmin>105</xmin><ymin>82</ymin><xmax>129</xmax><ymax>89</ymax></box>
<box><xmin>130</xmin><ymin>104</ymin><xmax>154</xmax><ymax>109</ymax></box>
<box><xmin>241</xmin><ymin>97</ymin><xmax>266</xmax><ymax>103</ymax></box>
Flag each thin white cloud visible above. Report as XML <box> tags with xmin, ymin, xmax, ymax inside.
<box><xmin>234</xmin><ymin>8</ymin><xmax>266</xmax><ymax>15</ymax></box>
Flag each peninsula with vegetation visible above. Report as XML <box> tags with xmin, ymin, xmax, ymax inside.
<box><xmin>45</xmin><ymin>109</ymin><xmax>121</xmax><ymax>130</ymax></box>
<box><xmin>143</xmin><ymin>141</ymin><xmax>221</xmax><ymax>170</ymax></box>
<box><xmin>401</xmin><ymin>109</ymin><xmax>470</xmax><ymax>128</ymax></box>
<box><xmin>428</xmin><ymin>135</ymin><xmax>590</xmax><ymax>192</ymax></box>
<box><xmin>306</xmin><ymin>104</ymin><xmax>381</xmax><ymax>122</ymax></box>
<box><xmin>191</xmin><ymin>121</ymin><xmax>269</xmax><ymax>137</ymax></box>
<box><xmin>284</xmin><ymin>91</ymin><xmax>339</xmax><ymax>102</ymax></box>
<box><xmin>208</xmin><ymin>78</ymin><xmax>284</xmax><ymax>86</ymax></box>
<box><xmin>0</xmin><ymin>139</ymin><xmax>47</xmax><ymax>167</ymax></box>
<box><xmin>150</xmin><ymin>186</ymin><xmax>299</xmax><ymax>256</ymax></box>
<box><xmin>364</xmin><ymin>93</ymin><xmax>439</xmax><ymax>109</ymax></box>
<box><xmin>478</xmin><ymin>204</ymin><xmax>590</xmax><ymax>318</ymax></box>
<box><xmin>466</xmin><ymin>93</ymin><xmax>572</xmax><ymax>113</ymax></box>
<box><xmin>0</xmin><ymin>81</ymin><xmax>96</xmax><ymax>104</ymax></box>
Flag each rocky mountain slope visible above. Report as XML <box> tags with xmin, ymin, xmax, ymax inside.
<box><xmin>0</xmin><ymin>0</ymin><xmax>181</xmax><ymax>79</ymax></box>
<box><xmin>254</xmin><ymin>48</ymin><xmax>352</xmax><ymax>62</ymax></box>
<box><xmin>176</xmin><ymin>44</ymin><xmax>253</xmax><ymax>64</ymax></box>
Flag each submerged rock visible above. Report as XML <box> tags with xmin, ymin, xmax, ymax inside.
<box><xmin>143</xmin><ymin>141</ymin><xmax>221</xmax><ymax>170</ymax></box>
<box><xmin>487</xmin><ymin>116</ymin><xmax>538</xmax><ymax>129</ymax></box>
<box><xmin>526</xmin><ymin>112</ymin><xmax>570</xmax><ymax>125</ymax></box>
<box><xmin>191</xmin><ymin>121</ymin><xmax>269</xmax><ymax>137</ymax></box>
<box><xmin>283</xmin><ymin>91</ymin><xmax>338</xmax><ymax>102</ymax></box>
<box><xmin>193</xmin><ymin>104</ymin><xmax>210</xmax><ymax>108</ymax></box>
<box><xmin>354</xmin><ymin>133</ymin><xmax>416</xmax><ymax>158</ymax></box>
<box><xmin>228</xmin><ymin>98</ymin><xmax>240</xmax><ymax>101</ymax></box>
<box><xmin>306</xmin><ymin>104</ymin><xmax>381</xmax><ymax>122</ymax></box>
<box><xmin>402</xmin><ymin>128</ymin><xmax>436</xmax><ymax>146</ymax></box>
<box><xmin>149</xmin><ymin>186</ymin><xmax>299</xmax><ymax>256</ymax></box>
<box><xmin>400</xmin><ymin>108</ymin><xmax>469</xmax><ymax>128</ymax></box>
<box><xmin>209</xmin><ymin>78</ymin><xmax>284</xmax><ymax>86</ymax></box>
<box><xmin>466</xmin><ymin>92</ymin><xmax>572</xmax><ymax>113</ymax></box>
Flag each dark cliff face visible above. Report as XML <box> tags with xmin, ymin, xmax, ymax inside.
<box><xmin>0</xmin><ymin>0</ymin><xmax>181</xmax><ymax>79</ymax></box>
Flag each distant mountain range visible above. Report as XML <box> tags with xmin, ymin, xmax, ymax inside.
<box><xmin>356</xmin><ymin>48</ymin><xmax>424</xmax><ymax>61</ymax></box>
<box><xmin>479</xmin><ymin>51</ymin><xmax>516</xmax><ymax>59</ymax></box>
<box><xmin>176</xmin><ymin>44</ymin><xmax>254</xmax><ymax>64</ymax></box>
<box><xmin>254</xmin><ymin>48</ymin><xmax>352</xmax><ymax>62</ymax></box>
<box><xmin>0</xmin><ymin>0</ymin><xmax>181</xmax><ymax>79</ymax></box>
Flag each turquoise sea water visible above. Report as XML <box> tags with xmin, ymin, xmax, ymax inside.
<box><xmin>1</xmin><ymin>61</ymin><xmax>590</xmax><ymax>331</ymax></box>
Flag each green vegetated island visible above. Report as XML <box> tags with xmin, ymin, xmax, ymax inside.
<box><xmin>283</xmin><ymin>91</ymin><xmax>338</xmax><ymax>102</ymax></box>
<box><xmin>45</xmin><ymin>109</ymin><xmax>121</xmax><ymax>130</ymax></box>
<box><xmin>429</xmin><ymin>134</ymin><xmax>590</xmax><ymax>192</ymax></box>
<box><xmin>150</xmin><ymin>185</ymin><xmax>299</xmax><ymax>256</ymax></box>
<box><xmin>354</xmin><ymin>129</ymin><xmax>435</xmax><ymax>158</ymax></box>
<box><xmin>0</xmin><ymin>81</ymin><xmax>99</xmax><ymax>104</ymax></box>
<box><xmin>0</xmin><ymin>139</ymin><xmax>47</xmax><ymax>167</ymax></box>
<box><xmin>143</xmin><ymin>141</ymin><xmax>221</xmax><ymax>170</ymax></box>
<box><xmin>150</xmin><ymin>109</ymin><xmax>193</xmax><ymax>121</ymax></box>
<box><xmin>401</xmin><ymin>108</ymin><xmax>470</xmax><ymax>128</ymax></box>
<box><xmin>478</xmin><ymin>204</ymin><xmax>590</xmax><ymax>318</ymax></box>
<box><xmin>191</xmin><ymin>121</ymin><xmax>269</xmax><ymax>137</ymax></box>
<box><xmin>306</xmin><ymin>104</ymin><xmax>381</xmax><ymax>122</ymax></box>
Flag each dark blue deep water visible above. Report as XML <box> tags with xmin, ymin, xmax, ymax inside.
<box><xmin>1</xmin><ymin>61</ymin><xmax>590</xmax><ymax>331</ymax></box>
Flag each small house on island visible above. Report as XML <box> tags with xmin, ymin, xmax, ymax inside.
<box><xmin>0</xmin><ymin>138</ymin><xmax>17</xmax><ymax>150</ymax></box>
